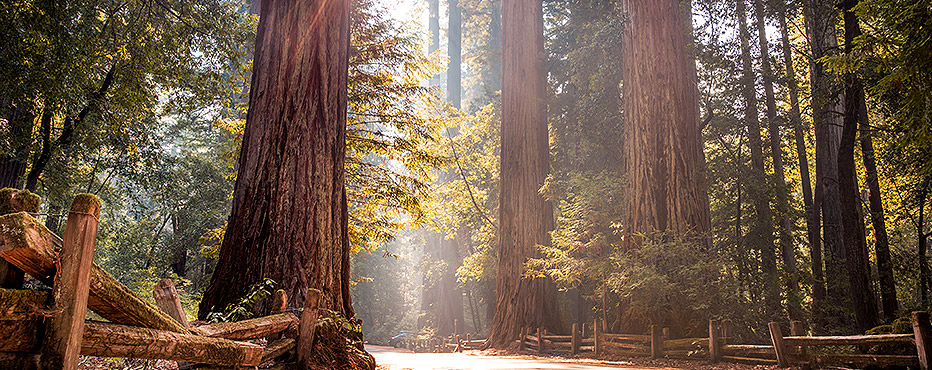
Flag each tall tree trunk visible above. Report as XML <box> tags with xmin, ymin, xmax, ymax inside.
<box><xmin>488</xmin><ymin>0</ymin><xmax>502</xmax><ymax>95</ymax></box>
<box><xmin>488</xmin><ymin>0</ymin><xmax>556</xmax><ymax>348</ymax></box>
<box><xmin>920</xmin><ymin>186</ymin><xmax>929</xmax><ymax>306</ymax></box>
<box><xmin>428</xmin><ymin>0</ymin><xmax>440</xmax><ymax>86</ymax></box>
<box><xmin>805</xmin><ymin>0</ymin><xmax>849</xmax><ymax>333</ymax></box>
<box><xmin>620</xmin><ymin>0</ymin><xmax>710</xmax><ymax>261</ymax></box>
<box><xmin>199</xmin><ymin>0</ymin><xmax>353</xmax><ymax>319</ymax></box>
<box><xmin>448</xmin><ymin>0</ymin><xmax>462</xmax><ymax>109</ymax></box>
<box><xmin>418</xmin><ymin>232</ymin><xmax>440</xmax><ymax>330</ymax></box>
<box><xmin>754</xmin><ymin>0</ymin><xmax>799</xmax><ymax>321</ymax></box>
<box><xmin>736</xmin><ymin>0</ymin><xmax>780</xmax><ymax>320</ymax></box>
<box><xmin>839</xmin><ymin>0</ymin><xmax>878</xmax><ymax>333</ymax></box>
<box><xmin>778</xmin><ymin>7</ymin><xmax>823</xmax><ymax>324</ymax></box>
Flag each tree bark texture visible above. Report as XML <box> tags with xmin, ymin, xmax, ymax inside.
<box><xmin>754</xmin><ymin>0</ymin><xmax>800</xmax><ymax>321</ymax></box>
<box><xmin>199</xmin><ymin>0</ymin><xmax>353</xmax><ymax>319</ymax></box>
<box><xmin>488</xmin><ymin>0</ymin><xmax>557</xmax><ymax>348</ymax></box>
<box><xmin>839</xmin><ymin>0</ymin><xmax>878</xmax><ymax>332</ymax></box>
<box><xmin>805</xmin><ymin>0</ymin><xmax>849</xmax><ymax>333</ymax></box>
<box><xmin>736</xmin><ymin>0</ymin><xmax>780</xmax><ymax>319</ymax></box>
<box><xmin>778</xmin><ymin>7</ymin><xmax>824</xmax><ymax>321</ymax></box>
<box><xmin>620</xmin><ymin>0</ymin><xmax>711</xmax><ymax>248</ymax></box>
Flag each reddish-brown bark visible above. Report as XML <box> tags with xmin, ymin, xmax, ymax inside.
<box><xmin>488</xmin><ymin>0</ymin><xmax>557</xmax><ymax>348</ymax></box>
<box><xmin>199</xmin><ymin>0</ymin><xmax>353</xmax><ymax>319</ymax></box>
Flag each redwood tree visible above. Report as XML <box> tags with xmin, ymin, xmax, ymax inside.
<box><xmin>199</xmin><ymin>0</ymin><xmax>353</xmax><ymax>319</ymax></box>
<box><xmin>621</xmin><ymin>0</ymin><xmax>710</xmax><ymax>246</ymax></box>
<box><xmin>488</xmin><ymin>0</ymin><xmax>556</xmax><ymax>348</ymax></box>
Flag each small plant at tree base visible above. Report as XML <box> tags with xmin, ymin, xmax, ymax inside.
<box><xmin>308</xmin><ymin>309</ymin><xmax>375</xmax><ymax>370</ymax></box>
<box><xmin>205</xmin><ymin>278</ymin><xmax>276</xmax><ymax>323</ymax></box>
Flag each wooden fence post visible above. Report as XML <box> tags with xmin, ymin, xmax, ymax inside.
<box><xmin>651</xmin><ymin>324</ymin><xmax>663</xmax><ymax>359</ymax></box>
<box><xmin>0</xmin><ymin>188</ymin><xmax>39</xmax><ymax>289</ymax></box>
<box><xmin>709</xmin><ymin>320</ymin><xmax>721</xmax><ymax>363</ymax></box>
<box><xmin>518</xmin><ymin>327</ymin><xmax>526</xmax><ymax>351</ymax></box>
<box><xmin>272</xmin><ymin>289</ymin><xmax>288</xmax><ymax>313</ymax></box>
<box><xmin>571</xmin><ymin>323</ymin><xmax>580</xmax><ymax>355</ymax></box>
<box><xmin>41</xmin><ymin>194</ymin><xmax>101</xmax><ymax>370</ymax></box>
<box><xmin>537</xmin><ymin>327</ymin><xmax>544</xmax><ymax>354</ymax></box>
<box><xmin>769</xmin><ymin>322</ymin><xmax>789</xmax><ymax>367</ymax></box>
<box><xmin>721</xmin><ymin>319</ymin><xmax>732</xmax><ymax>344</ymax></box>
<box><xmin>581</xmin><ymin>322</ymin><xmax>586</xmax><ymax>338</ymax></box>
<box><xmin>153</xmin><ymin>279</ymin><xmax>189</xmax><ymax>328</ymax></box>
<box><xmin>662</xmin><ymin>327</ymin><xmax>670</xmax><ymax>340</ymax></box>
<box><xmin>914</xmin><ymin>311</ymin><xmax>931</xmax><ymax>370</ymax></box>
<box><xmin>455</xmin><ymin>335</ymin><xmax>462</xmax><ymax>352</ymax></box>
<box><xmin>790</xmin><ymin>320</ymin><xmax>806</xmax><ymax>359</ymax></box>
<box><xmin>296</xmin><ymin>288</ymin><xmax>321</xmax><ymax>368</ymax></box>
<box><xmin>594</xmin><ymin>319</ymin><xmax>601</xmax><ymax>355</ymax></box>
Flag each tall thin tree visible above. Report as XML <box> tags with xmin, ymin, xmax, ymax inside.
<box><xmin>488</xmin><ymin>0</ymin><xmax>556</xmax><ymax>348</ymax></box>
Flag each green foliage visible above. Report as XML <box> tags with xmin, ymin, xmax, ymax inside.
<box><xmin>205</xmin><ymin>278</ymin><xmax>276</xmax><ymax>323</ymax></box>
<box><xmin>346</xmin><ymin>0</ymin><xmax>448</xmax><ymax>253</ymax></box>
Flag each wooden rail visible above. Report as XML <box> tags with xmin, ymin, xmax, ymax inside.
<box><xmin>0</xmin><ymin>193</ymin><xmax>323</xmax><ymax>368</ymax></box>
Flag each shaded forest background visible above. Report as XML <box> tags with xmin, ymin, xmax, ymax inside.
<box><xmin>1</xmin><ymin>0</ymin><xmax>929</xmax><ymax>347</ymax></box>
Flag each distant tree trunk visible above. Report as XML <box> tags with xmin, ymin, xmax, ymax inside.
<box><xmin>437</xmin><ymin>229</ymin><xmax>465</xmax><ymax>336</ymax></box>
<box><xmin>170</xmin><ymin>214</ymin><xmax>186</xmax><ymax>277</ymax></box>
<box><xmin>920</xmin><ymin>186</ymin><xmax>930</xmax><ymax>306</ymax></box>
<box><xmin>488</xmin><ymin>0</ymin><xmax>502</xmax><ymax>95</ymax></box>
<box><xmin>805</xmin><ymin>0</ymin><xmax>850</xmax><ymax>333</ymax></box>
<box><xmin>754</xmin><ymin>0</ymin><xmax>799</xmax><ymax>321</ymax></box>
<box><xmin>199</xmin><ymin>0</ymin><xmax>353</xmax><ymax>319</ymax></box>
<box><xmin>778</xmin><ymin>7</ymin><xmax>822</xmax><ymax>324</ymax></box>
<box><xmin>0</xmin><ymin>105</ymin><xmax>34</xmax><ymax>189</ymax></box>
<box><xmin>428</xmin><ymin>0</ymin><xmax>440</xmax><ymax>87</ymax></box>
<box><xmin>418</xmin><ymin>232</ymin><xmax>440</xmax><ymax>329</ymax></box>
<box><xmin>488</xmin><ymin>0</ymin><xmax>556</xmax><ymax>348</ymax></box>
<box><xmin>448</xmin><ymin>0</ymin><xmax>462</xmax><ymax>109</ymax></box>
<box><xmin>838</xmin><ymin>0</ymin><xmax>878</xmax><ymax>333</ymax></box>
<box><xmin>736</xmin><ymin>0</ymin><xmax>780</xmax><ymax>320</ymax></box>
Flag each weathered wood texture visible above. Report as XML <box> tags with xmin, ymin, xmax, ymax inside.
<box><xmin>710</xmin><ymin>320</ymin><xmax>721</xmax><ymax>362</ymax></box>
<box><xmin>915</xmin><ymin>311</ymin><xmax>931</xmax><ymax>370</ymax></box>
<box><xmin>153</xmin><ymin>279</ymin><xmax>189</xmax><ymax>328</ymax></box>
<box><xmin>81</xmin><ymin>321</ymin><xmax>262</xmax><ymax>366</ymax></box>
<box><xmin>0</xmin><ymin>188</ymin><xmax>39</xmax><ymax>289</ymax></box>
<box><xmin>0</xmin><ymin>289</ymin><xmax>47</xmax><ymax>352</ymax></box>
<box><xmin>262</xmin><ymin>338</ymin><xmax>295</xmax><ymax>363</ymax></box>
<box><xmin>488</xmin><ymin>0</ymin><xmax>556</xmax><ymax>347</ymax></box>
<box><xmin>650</xmin><ymin>325</ymin><xmax>663</xmax><ymax>358</ymax></box>
<box><xmin>0</xmin><ymin>212</ymin><xmax>187</xmax><ymax>332</ymax></box>
<box><xmin>768</xmin><ymin>322</ymin><xmax>788</xmax><ymax>367</ymax></box>
<box><xmin>297</xmin><ymin>288</ymin><xmax>321</xmax><ymax>368</ymax></box>
<box><xmin>191</xmin><ymin>313</ymin><xmax>297</xmax><ymax>340</ymax></box>
<box><xmin>41</xmin><ymin>194</ymin><xmax>100</xmax><ymax>370</ymax></box>
<box><xmin>782</xmin><ymin>333</ymin><xmax>915</xmax><ymax>346</ymax></box>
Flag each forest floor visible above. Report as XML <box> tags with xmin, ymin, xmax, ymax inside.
<box><xmin>368</xmin><ymin>345</ymin><xmax>780</xmax><ymax>370</ymax></box>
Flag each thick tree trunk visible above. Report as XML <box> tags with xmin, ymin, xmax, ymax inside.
<box><xmin>621</xmin><ymin>0</ymin><xmax>710</xmax><ymax>247</ymax></box>
<box><xmin>754</xmin><ymin>0</ymin><xmax>800</xmax><ymax>321</ymax></box>
<box><xmin>839</xmin><ymin>0</ymin><xmax>878</xmax><ymax>333</ymax></box>
<box><xmin>736</xmin><ymin>0</ymin><xmax>780</xmax><ymax>320</ymax></box>
<box><xmin>488</xmin><ymin>0</ymin><xmax>556</xmax><ymax>348</ymax></box>
<box><xmin>199</xmin><ymin>0</ymin><xmax>353</xmax><ymax>319</ymax></box>
<box><xmin>805</xmin><ymin>0</ymin><xmax>849</xmax><ymax>333</ymax></box>
<box><xmin>418</xmin><ymin>232</ymin><xmax>440</xmax><ymax>330</ymax></box>
<box><xmin>437</xmin><ymin>231</ymin><xmax>464</xmax><ymax>336</ymax></box>
<box><xmin>778</xmin><ymin>7</ymin><xmax>823</xmax><ymax>323</ymax></box>
<box><xmin>448</xmin><ymin>0</ymin><xmax>462</xmax><ymax>109</ymax></box>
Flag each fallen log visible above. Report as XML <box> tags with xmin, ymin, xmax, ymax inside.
<box><xmin>0</xmin><ymin>288</ymin><xmax>48</xmax><ymax>352</ymax></box>
<box><xmin>262</xmin><ymin>338</ymin><xmax>295</xmax><ymax>363</ymax></box>
<box><xmin>0</xmin><ymin>212</ymin><xmax>187</xmax><ymax>333</ymax></box>
<box><xmin>191</xmin><ymin>313</ymin><xmax>298</xmax><ymax>340</ymax></box>
<box><xmin>81</xmin><ymin>321</ymin><xmax>263</xmax><ymax>366</ymax></box>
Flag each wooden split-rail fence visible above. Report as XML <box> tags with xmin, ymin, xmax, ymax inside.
<box><xmin>403</xmin><ymin>319</ymin><xmax>487</xmax><ymax>352</ymax></box>
<box><xmin>0</xmin><ymin>192</ymin><xmax>324</xmax><ymax>369</ymax></box>
<box><xmin>518</xmin><ymin>316</ymin><xmax>931</xmax><ymax>370</ymax></box>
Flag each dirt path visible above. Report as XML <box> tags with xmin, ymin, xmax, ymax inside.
<box><xmin>367</xmin><ymin>345</ymin><xmax>647</xmax><ymax>370</ymax></box>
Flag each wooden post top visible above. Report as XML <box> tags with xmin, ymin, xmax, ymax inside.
<box><xmin>68</xmin><ymin>194</ymin><xmax>101</xmax><ymax>219</ymax></box>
